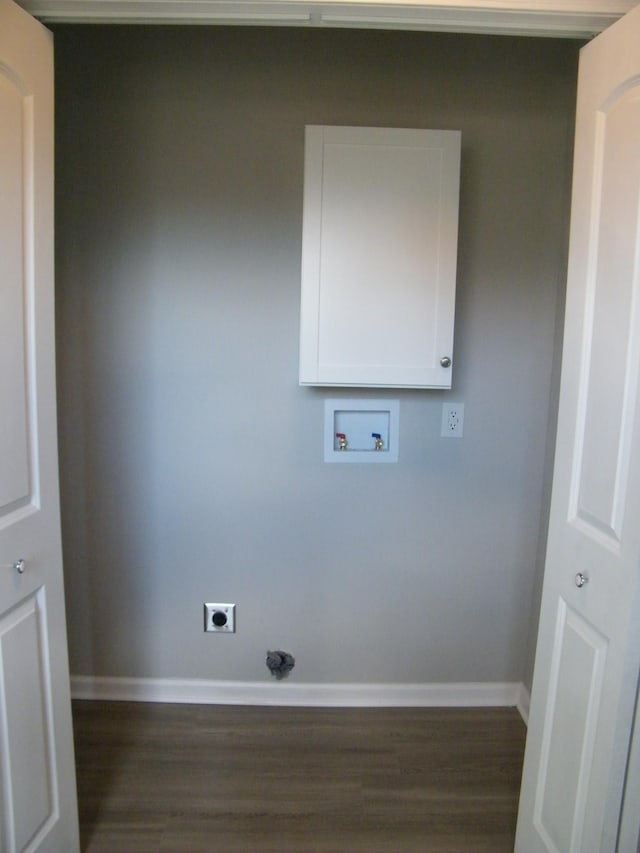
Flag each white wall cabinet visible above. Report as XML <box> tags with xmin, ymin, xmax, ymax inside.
<box><xmin>299</xmin><ymin>125</ymin><xmax>461</xmax><ymax>388</ymax></box>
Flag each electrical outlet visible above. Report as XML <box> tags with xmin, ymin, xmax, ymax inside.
<box><xmin>204</xmin><ymin>603</ymin><xmax>236</xmax><ymax>633</ymax></box>
<box><xmin>441</xmin><ymin>402</ymin><xmax>464</xmax><ymax>438</ymax></box>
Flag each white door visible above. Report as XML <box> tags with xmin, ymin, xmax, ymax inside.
<box><xmin>516</xmin><ymin>5</ymin><xmax>640</xmax><ymax>852</ymax></box>
<box><xmin>0</xmin><ymin>1</ymin><xmax>80</xmax><ymax>850</ymax></box>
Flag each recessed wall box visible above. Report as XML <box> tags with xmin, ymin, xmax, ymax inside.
<box><xmin>324</xmin><ymin>399</ymin><xmax>399</xmax><ymax>463</ymax></box>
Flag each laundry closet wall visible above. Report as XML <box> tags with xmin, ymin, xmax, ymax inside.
<box><xmin>54</xmin><ymin>25</ymin><xmax>580</xmax><ymax>693</ymax></box>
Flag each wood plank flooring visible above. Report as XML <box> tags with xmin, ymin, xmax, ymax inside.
<box><xmin>72</xmin><ymin>701</ymin><xmax>526</xmax><ymax>852</ymax></box>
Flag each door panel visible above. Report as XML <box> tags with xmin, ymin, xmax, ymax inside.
<box><xmin>534</xmin><ymin>600</ymin><xmax>608</xmax><ymax>853</ymax></box>
<box><xmin>574</xmin><ymin>84</ymin><xmax>640</xmax><ymax>543</ymax></box>
<box><xmin>0</xmin><ymin>67</ymin><xmax>31</xmax><ymax>516</ymax></box>
<box><xmin>0</xmin><ymin>593</ymin><xmax>56</xmax><ymax>851</ymax></box>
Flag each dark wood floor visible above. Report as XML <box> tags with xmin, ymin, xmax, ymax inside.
<box><xmin>72</xmin><ymin>700</ymin><xmax>526</xmax><ymax>852</ymax></box>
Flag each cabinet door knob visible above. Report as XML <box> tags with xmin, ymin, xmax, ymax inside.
<box><xmin>440</xmin><ymin>356</ymin><xmax>452</xmax><ymax>368</ymax></box>
<box><xmin>11</xmin><ymin>559</ymin><xmax>26</xmax><ymax>574</ymax></box>
<box><xmin>575</xmin><ymin>572</ymin><xmax>589</xmax><ymax>588</ymax></box>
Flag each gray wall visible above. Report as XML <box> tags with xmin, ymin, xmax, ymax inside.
<box><xmin>54</xmin><ymin>25</ymin><xmax>579</xmax><ymax>686</ymax></box>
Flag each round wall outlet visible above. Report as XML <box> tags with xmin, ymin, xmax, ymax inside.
<box><xmin>204</xmin><ymin>603</ymin><xmax>236</xmax><ymax>633</ymax></box>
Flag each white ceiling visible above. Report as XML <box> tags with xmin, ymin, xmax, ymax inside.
<box><xmin>16</xmin><ymin>0</ymin><xmax>638</xmax><ymax>35</ymax></box>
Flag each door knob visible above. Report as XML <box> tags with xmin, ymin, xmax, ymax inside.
<box><xmin>575</xmin><ymin>572</ymin><xmax>589</xmax><ymax>588</ymax></box>
<box><xmin>440</xmin><ymin>356</ymin><xmax>452</xmax><ymax>368</ymax></box>
<box><xmin>6</xmin><ymin>558</ymin><xmax>26</xmax><ymax>574</ymax></box>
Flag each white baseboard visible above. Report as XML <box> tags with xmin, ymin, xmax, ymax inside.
<box><xmin>516</xmin><ymin>683</ymin><xmax>531</xmax><ymax>725</ymax></box>
<box><xmin>71</xmin><ymin>675</ymin><xmax>527</xmax><ymax>711</ymax></box>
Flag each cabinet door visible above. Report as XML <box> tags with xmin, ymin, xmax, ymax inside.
<box><xmin>299</xmin><ymin>125</ymin><xmax>461</xmax><ymax>388</ymax></box>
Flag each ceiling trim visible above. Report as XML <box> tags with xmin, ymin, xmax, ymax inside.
<box><xmin>17</xmin><ymin>0</ymin><xmax>637</xmax><ymax>36</ymax></box>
